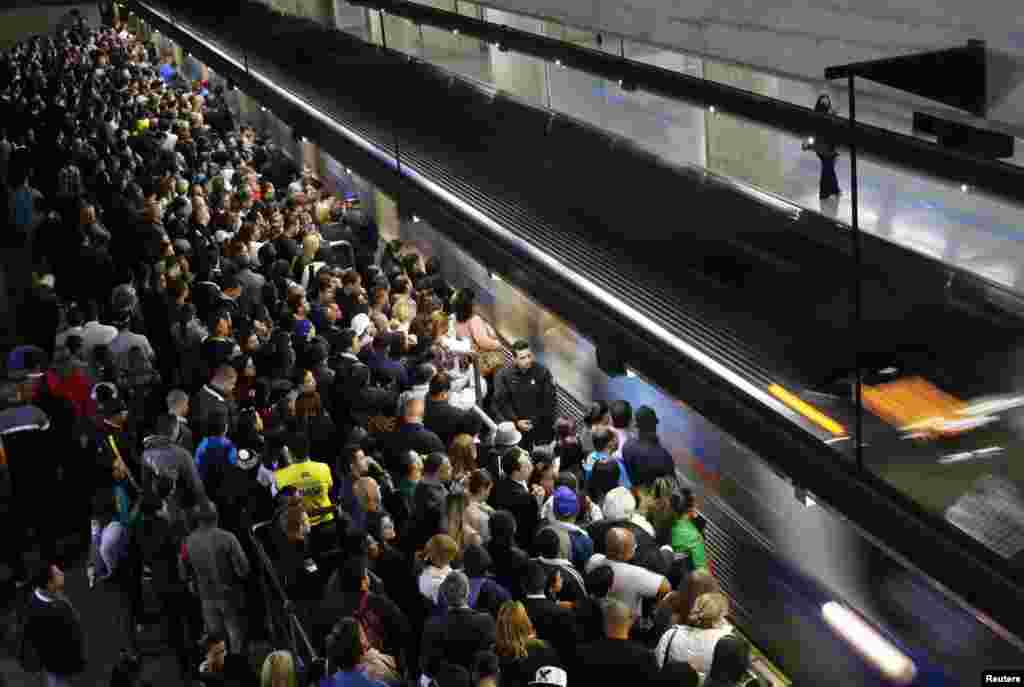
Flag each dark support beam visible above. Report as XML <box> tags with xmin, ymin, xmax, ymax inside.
<box><xmin>826</xmin><ymin>41</ymin><xmax>987</xmax><ymax>117</ymax></box>
<box><xmin>913</xmin><ymin>111</ymin><xmax>1015</xmax><ymax>159</ymax></box>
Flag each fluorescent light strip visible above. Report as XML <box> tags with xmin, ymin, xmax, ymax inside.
<box><xmin>822</xmin><ymin>602</ymin><xmax>917</xmax><ymax>685</ymax></box>
<box><xmin>141</xmin><ymin>2</ymin><xmax>803</xmax><ymax>428</ymax></box>
<box><xmin>938</xmin><ymin>446</ymin><xmax>1004</xmax><ymax>465</ymax></box>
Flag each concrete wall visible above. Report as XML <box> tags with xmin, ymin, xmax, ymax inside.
<box><xmin>0</xmin><ymin>3</ymin><xmax>100</xmax><ymax>50</ymax></box>
<box><xmin>470</xmin><ymin>0</ymin><xmax>1024</xmax><ymax>136</ymax></box>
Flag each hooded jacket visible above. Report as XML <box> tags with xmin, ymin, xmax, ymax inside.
<box><xmin>141</xmin><ymin>434</ymin><xmax>208</xmax><ymax>521</ymax></box>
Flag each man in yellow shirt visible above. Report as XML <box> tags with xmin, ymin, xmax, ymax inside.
<box><xmin>273</xmin><ymin>433</ymin><xmax>335</xmax><ymax>529</ymax></box>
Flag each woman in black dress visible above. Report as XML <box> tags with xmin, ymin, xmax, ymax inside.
<box><xmin>804</xmin><ymin>94</ymin><xmax>841</xmax><ymax>204</ymax></box>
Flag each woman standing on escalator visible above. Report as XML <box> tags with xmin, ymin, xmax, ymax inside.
<box><xmin>804</xmin><ymin>94</ymin><xmax>841</xmax><ymax>211</ymax></box>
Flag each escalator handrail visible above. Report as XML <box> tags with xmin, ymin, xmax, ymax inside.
<box><xmin>249</xmin><ymin>520</ymin><xmax>319</xmax><ymax>661</ymax></box>
<box><xmin>351</xmin><ymin>0</ymin><xmax>1024</xmax><ymax>212</ymax></box>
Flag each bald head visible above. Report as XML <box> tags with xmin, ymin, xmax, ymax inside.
<box><xmin>606</xmin><ymin>527</ymin><xmax>635</xmax><ymax>562</ymax></box>
<box><xmin>354</xmin><ymin>476</ymin><xmax>380</xmax><ymax>513</ymax></box>
<box><xmin>603</xmin><ymin>598</ymin><xmax>634</xmax><ymax>639</ymax></box>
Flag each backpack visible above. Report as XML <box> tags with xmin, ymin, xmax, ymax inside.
<box><xmin>142</xmin><ymin>443</ymin><xmax>183</xmax><ymax>511</ymax></box>
<box><xmin>114</xmin><ymin>345</ymin><xmax>160</xmax><ymax>397</ymax></box>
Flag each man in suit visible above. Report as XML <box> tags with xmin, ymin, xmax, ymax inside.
<box><xmin>491</xmin><ymin>447</ymin><xmax>543</xmax><ymax>551</ymax></box>
<box><xmin>381</xmin><ymin>392</ymin><xmax>445</xmax><ymax>473</ymax></box>
<box><xmin>233</xmin><ymin>253</ymin><xmax>265</xmax><ymax>317</ymax></box>
<box><xmin>191</xmin><ymin>364</ymin><xmax>238</xmax><ymax>438</ymax></box>
<box><xmin>421</xmin><ymin>571</ymin><xmax>496</xmax><ymax>675</ymax></box>
<box><xmin>522</xmin><ymin>561</ymin><xmax>580</xmax><ymax>664</ymax></box>
<box><xmin>424</xmin><ymin>371</ymin><xmax>482</xmax><ymax>448</ymax></box>
<box><xmin>407</xmin><ymin>452</ymin><xmax>452</xmax><ymax>553</ymax></box>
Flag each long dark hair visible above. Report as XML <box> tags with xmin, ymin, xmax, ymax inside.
<box><xmin>703</xmin><ymin>635</ymin><xmax>751</xmax><ymax>686</ymax></box>
<box><xmin>454</xmin><ymin>287</ymin><xmax>475</xmax><ymax>323</ymax></box>
<box><xmin>815</xmin><ymin>94</ymin><xmax>832</xmax><ymax>114</ymax></box>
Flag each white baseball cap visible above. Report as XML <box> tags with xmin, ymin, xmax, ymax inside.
<box><xmin>351</xmin><ymin>312</ymin><xmax>371</xmax><ymax>338</ymax></box>
<box><xmin>529</xmin><ymin>667</ymin><xmax>568</xmax><ymax>687</ymax></box>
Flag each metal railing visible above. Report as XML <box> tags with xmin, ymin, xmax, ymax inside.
<box><xmin>249</xmin><ymin>520</ymin><xmax>319</xmax><ymax>667</ymax></box>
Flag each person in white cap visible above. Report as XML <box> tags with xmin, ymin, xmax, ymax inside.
<box><xmin>351</xmin><ymin>312</ymin><xmax>373</xmax><ymax>349</ymax></box>
<box><xmin>529</xmin><ymin>666</ymin><xmax>569</xmax><ymax>687</ymax></box>
<box><xmin>482</xmin><ymin>420</ymin><xmax>521</xmax><ymax>480</ymax></box>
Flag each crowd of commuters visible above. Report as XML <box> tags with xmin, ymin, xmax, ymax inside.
<box><xmin>0</xmin><ymin>11</ymin><xmax>759</xmax><ymax>687</ymax></box>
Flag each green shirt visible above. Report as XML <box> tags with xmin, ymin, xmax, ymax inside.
<box><xmin>670</xmin><ymin>517</ymin><xmax>707</xmax><ymax>571</ymax></box>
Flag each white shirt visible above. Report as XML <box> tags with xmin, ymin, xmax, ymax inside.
<box><xmin>654</xmin><ymin>623</ymin><xmax>734</xmax><ymax>675</ymax></box>
<box><xmin>54</xmin><ymin>325</ymin><xmax>85</xmax><ymax>356</ymax></box>
<box><xmin>161</xmin><ymin>132</ymin><xmax>178</xmax><ymax>152</ymax></box>
<box><xmin>585</xmin><ymin>554</ymin><xmax>666</xmax><ymax>617</ymax></box>
<box><xmin>418</xmin><ymin>565</ymin><xmax>452</xmax><ymax>604</ymax></box>
<box><xmin>80</xmin><ymin>320</ymin><xmax>118</xmax><ymax>358</ymax></box>
<box><xmin>108</xmin><ymin>329</ymin><xmax>155</xmax><ymax>360</ymax></box>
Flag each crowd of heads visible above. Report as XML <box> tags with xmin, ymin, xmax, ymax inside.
<box><xmin>1</xmin><ymin>12</ymin><xmax>758</xmax><ymax>687</ymax></box>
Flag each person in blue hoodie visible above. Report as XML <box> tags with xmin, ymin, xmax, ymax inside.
<box><xmin>582</xmin><ymin>426</ymin><xmax>630</xmax><ymax>490</ymax></box>
<box><xmin>194</xmin><ymin>411</ymin><xmax>238</xmax><ymax>501</ymax></box>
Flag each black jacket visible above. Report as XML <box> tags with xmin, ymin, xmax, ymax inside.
<box><xmin>381</xmin><ymin>422</ymin><xmax>445</xmax><ymax>473</ymax></box>
<box><xmin>491</xmin><ymin>478</ymin><xmax>540</xmax><ymax>551</ymax></box>
<box><xmin>421</xmin><ymin>606</ymin><xmax>496</xmax><ymax>674</ymax></box>
<box><xmin>523</xmin><ymin>596</ymin><xmax>580</xmax><ymax>664</ymax></box>
<box><xmin>408</xmin><ymin>478</ymin><xmax>449</xmax><ymax>552</ymax></box>
<box><xmin>190</xmin><ymin>383</ymin><xmax>237</xmax><ymax>438</ymax></box>
<box><xmin>573</xmin><ymin>638</ymin><xmax>662</xmax><ymax>686</ymax></box>
<box><xmin>492</xmin><ymin>363</ymin><xmax>557</xmax><ymax>444</ymax></box>
<box><xmin>622</xmin><ymin>434</ymin><xmax>675</xmax><ymax>488</ymax></box>
<box><xmin>424</xmin><ymin>398</ymin><xmax>482</xmax><ymax>448</ymax></box>
<box><xmin>486</xmin><ymin>541</ymin><xmax>529</xmax><ymax>600</ymax></box>
<box><xmin>22</xmin><ymin>590</ymin><xmax>86</xmax><ymax>676</ymax></box>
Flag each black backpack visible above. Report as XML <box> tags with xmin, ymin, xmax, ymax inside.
<box><xmin>114</xmin><ymin>345</ymin><xmax>160</xmax><ymax>398</ymax></box>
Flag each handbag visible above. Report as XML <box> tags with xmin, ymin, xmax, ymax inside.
<box><xmin>469</xmin><ymin>319</ymin><xmax>504</xmax><ymax>377</ymax></box>
<box><xmin>475</xmin><ymin>348</ymin><xmax>504</xmax><ymax>378</ymax></box>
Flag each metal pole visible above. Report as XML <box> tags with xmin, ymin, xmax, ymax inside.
<box><xmin>848</xmin><ymin>74</ymin><xmax>863</xmax><ymax>471</ymax></box>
